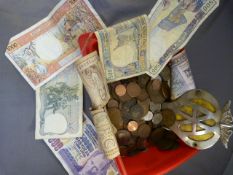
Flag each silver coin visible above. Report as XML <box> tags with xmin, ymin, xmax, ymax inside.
<box><xmin>142</xmin><ymin>111</ymin><xmax>153</xmax><ymax>121</ymax></box>
<box><xmin>149</xmin><ymin>102</ymin><xmax>161</xmax><ymax>113</ymax></box>
<box><xmin>152</xmin><ymin>112</ymin><xmax>163</xmax><ymax>125</ymax></box>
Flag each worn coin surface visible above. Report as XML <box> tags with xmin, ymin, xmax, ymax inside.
<box><xmin>138</xmin><ymin>74</ymin><xmax>150</xmax><ymax>88</ymax></box>
<box><xmin>107</xmin><ymin>99</ymin><xmax>119</xmax><ymax>108</ymax></box>
<box><xmin>150</xmin><ymin>102</ymin><xmax>162</xmax><ymax>113</ymax></box>
<box><xmin>137</xmin><ymin>98</ymin><xmax>150</xmax><ymax>116</ymax></box>
<box><xmin>152</xmin><ymin>112</ymin><xmax>163</xmax><ymax>125</ymax></box>
<box><xmin>130</xmin><ymin>104</ymin><xmax>144</xmax><ymax>120</ymax></box>
<box><xmin>127</xmin><ymin>82</ymin><xmax>142</xmax><ymax>97</ymax></box>
<box><xmin>115</xmin><ymin>84</ymin><xmax>127</xmax><ymax>97</ymax></box>
<box><xmin>142</xmin><ymin>111</ymin><xmax>153</xmax><ymax>121</ymax></box>
<box><xmin>116</xmin><ymin>129</ymin><xmax>131</xmax><ymax>145</ymax></box>
<box><xmin>149</xmin><ymin>128</ymin><xmax>166</xmax><ymax>144</ymax></box>
<box><xmin>161</xmin><ymin>109</ymin><xmax>176</xmax><ymax>128</ymax></box>
<box><xmin>137</xmin><ymin>123</ymin><xmax>152</xmax><ymax>138</ymax></box>
<box><xmin>161</xmin><ymin>81</ymin><xmax>170</xmax><ymax>99</ymax></box>
<box><xmin>160</xmin><ymin>66</ymin><xmax>171</xmax><ymax>81</ymax></box>
<box><xmin>137</xmin><ymin>89</ymin><xmax>149</xmax><ymax>101</ymax></box>
<box><xmin>107</xmin><ymin>108</ymin><xmax>124</xmax><ymax>129</ymax></box>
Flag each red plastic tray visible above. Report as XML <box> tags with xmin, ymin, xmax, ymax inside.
<box><xmin>78</xmin><ymin>32</ymin><xmax>198</xmax><ymax>175</ymax></box>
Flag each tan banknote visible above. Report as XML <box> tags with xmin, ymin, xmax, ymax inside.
<box><xmin>5</xmin><ymin>0</ymin><xmax>105</xmax><ymax>89</ymax></box>
<box><xmin>75</xmin><ymin>51</ymin><xmax>110</xmax><ymax>108</ymax></box>
<box><xmin>148</xmin><ymin>0</ymin><xmax>219</xmax><ymax>77</ymax></box>
<box><xmin>36</xmin><ymin>60</ymin><xmax>83</xmax><ymax>139</ymax></box>
<box><xmin>95</xmin><ymin>15</ymin><xmax>148</xmax><ymax>83</ymax></box>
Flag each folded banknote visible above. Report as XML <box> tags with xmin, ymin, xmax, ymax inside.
<box><xmin>44</xmin><ymin>113</ymin><xmax>120</xmax><ymax>175</ymax></box>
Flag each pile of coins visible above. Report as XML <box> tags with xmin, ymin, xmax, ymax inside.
<box><xmin>107</xmin><ymin>66</ymin><xmax>179</xmax><ymax>156</ymax></box>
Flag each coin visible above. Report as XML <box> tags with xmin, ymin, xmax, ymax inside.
<box><xmin>165</xmin><ymin>130</ymin><xmax>178</xmax><ymax>140</ymax></box>
<box><xmin>116</xmin><ymin>129</ymin><xmax>131</xmax><ymax>145</ymax></box>
<box><xmin>137</xmin><ymin>123</ymin><xmax>152</xmax><ymax>138</ymax></box>
<box><xmin>118</xmin><ymin>92</ymin><xmax>132</xmax><ymax>102</ymax></box>
<box><xmin>137</xmin><ymin>89</ymin><xmax>149</xmax><ymax>101</ymax></box>
<box><xmin>107</xmin><ymin>99</ymin><xmax>119</xmax><ymax>108</ymax></box>
<box><xmin>142</xmin><ymin>111</ymin><xmax>153</xmax><ymax>121</ymax></box>
<box><xmin>161</xmin><ymin>81</ymin><xmax>170</xmax><ymax>99</ymax></box>
<box><xmin>119</xmin><ymin>145</ymin><xmax>128</xmax><ymax>156</ymax></box>
<box><xmin>127</xmin><ymin>120</ymin><xmax>139</xmax><ymax>132</ymax></box>
<box><xmin>161</xmin><ymin>109</ymin><xmax>176</xmax><ymax>128</ymax></box>
<box><xmin>160</xmin><ymin>66</ymin><xmax>171</xmax><ymax>81</ymax></box>
<box><xmin>136</xmin><ymin>138</ymin><xmax>147</xmax><ymax>151</ymax></box>
<box><xmin>115</xmin><ymin>84</ymin><xmax>126</xmax><ymax>97</ymax></box>
<box><xmin>121</xmin><ymin>98</ymin><xmax>137</xmax><ymax>112</ymax></box>
<box><xmin>137</xmin><ymin>98</ymin><xmax>150</xmax><ymax>116</ymax></box>
<box><xmin>155</xmin><ymin>138</ymin><xmax>176</xmax><ymax>150</ymax></box>
<box><xmin>107</xmin><ymin>108</ymin><xmax>124</xmax><ymax>129</ymax></box>
<box><xmin>138</xmin><ymin>74</ymin><xmax>150</xmax><ymax>88</ymax></box>
<box><xmin>152</xmin><ymin>78</ymin><xmax>161</xmax><ymax>91</ymax></box>
<box><xmin>152</xmin><ymin>112</ymin><xmax>163</xmax><ymax>125</ymax></box>
<box><xmin>127</xmin><ymin>82</ymin><xmax>142</xmax><ymax>97</ymax></box>
<box><xmin>130</xmin><ymin>104</ymin><xmax>144</xmax><ymax>120</ymax></box>
<box><xmin>147</xmin><ymin>81</ymin><xmax>165</xmax><ymax>104</ymax></box>
<box><xmin>149</xmin><ymin>102</ymin><xmax>161</xmax><ymax>113</ymax></box>
<box><xmin>149</xmin><ymin>128</ymin><xmax>166</xmax><ymax>144</ymax></box>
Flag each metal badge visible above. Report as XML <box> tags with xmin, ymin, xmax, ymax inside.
<box><xmin>162</xmin><ymin>89</ymin><xmax>233</xmax><ymax>149</ymax></box>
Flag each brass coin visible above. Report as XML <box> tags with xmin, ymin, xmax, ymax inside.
<box><xmin>129</xmin><ymin>104</ymin><xmax>144</xmax><ymax>120</ymax></box>
<box><xmin>160</xmin><ymin>66</ymin><xmax>171</xmax><ymax>81</ymax></box>
<box><xmin>127</xmin><ymin>82</ymin><xmax>142</xmax><ymax>97</ymax></box>
<box><xmin>152</xmin><ymin>112</ymin><xmax>163</xmax><ymax>125</ymax></box>
<box><xmin>161</xmin><ymin>81</ymin><xmax>170</xmax><ymax>99</ymax></box>
<box><xmin>107</xmin><ymin>99</ymin><xmax>119</xmax><ymax>108</ymax></box>
<box><xmin>137</xmin><ymin>123</ymin><xmax>152</xmax><ymax>138</ymax></box>
<box><xmin>127</xmin><ymin>120</ymin><xmax>139</xmax><ymax>132</ymax></box>
<box><xmin>137</xmin><ymin>89</ymin><xmax>149</xmax><ymax>101</ymax></box>
<box><xmin>116</xmin><ymin>129</ymin><xmax>131</xmax><ymax>146</ymax></box>
<box><xmin>115</xmin><ymin>84</ymin><xmax>126</xmax><ymax>97</ymax></box>
<box><xmin>107</xmin><ymin>108</ymin><xmax>124</xmax><ymax>129</ymax></box>
<box><xmin>149</xmin><ymin>128</ymin><xmax>166</xmax><ymax>144</ymax></box>
<box><xmin>161</xmin><ymin>109</ymin><xmax>176</xmax><ymax>128</ymax></box>
<box><xmin>138</xmin><ymin>74</ymin><xmax>150</xmax><ymax>88</ymax></box>
<box><xmin>149</xmin><ymin>102</ymin><xmax>161</xmax><ymax>113</ymax></box>
<box><xmin>137</xmin><ymin>98</ymin><xmax>150</xmax><ymax>116</ymax></box>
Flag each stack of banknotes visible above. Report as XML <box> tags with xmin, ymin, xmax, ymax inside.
<box><xmin>5</xmin><ymin>0</ymin><xmax>219</xmax><ymax>174</ymax></box>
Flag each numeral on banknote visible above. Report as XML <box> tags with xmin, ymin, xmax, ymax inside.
<box><xmin>7</xmin><ymin>42</ymin><xmax>18</xmax><ymax>52</ymax></box>
<box><xmin>202</xmin><ymin>0</ymin><xmax>217</xmax><ymax>13</ymax></box>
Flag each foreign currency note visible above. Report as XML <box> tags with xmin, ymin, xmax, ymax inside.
<box><xmin>36</xmin><ymin>61</ymin><xmax>83</xmax><ymax>139</ymax></box>
<box><xmin>45</xmin><ymin>113</ymin><xmax>120</xmax><ymax>175</ymax></box>
<box><xmin>91</xmin><ymin>108</ymin><xmax>120</xmax><ymax>160</ymax></box>
<box><xmin>148</xmin><ymin>0</ymin><xmax>219</xmax><ymax>77</ymax></box>
<box><xmin>170</xmin><ymin>49</ymin><xmax>195</xmax><ymax>100</ymax></box>
<box><xmin>95</xmin><ymin>15</ymin><xmax>148</xmax><ymax>83</ymax></box>
<box><xmin>75</xmin><ymin>51</ymin><xmax>110</xmax><ymax>108</ymax></box>
<box><xmin>5</xmin><ymin>0</ymin><xmax>105</xmax><ymax>89</ymax></box>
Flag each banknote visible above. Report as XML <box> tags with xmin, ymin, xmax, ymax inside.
<box><xmin>95</xmin><ymin>15</ymin><xmax>148</xmax><ymax>83</ymax></box>
<box><xmin>148</xmin><ymin>0</ymin><xmax>219</xmax><ymax>77</ymax></box>
<box><xmin>5</xmin><ymin>0</ymin><xmax>105</xmax><ymax>89</ymax></box>
<box><xmin>170</xmin><ymin>49</ymin><xmax>195</xmax><ymax>100</ymax></box>
<box><xmin>36</xmin><ymin>61</ymin><xmax>83</xmax><ymax>139</ymax></box>
<box><xmin>75</xmin><ymin>51</ymin><xmax>110</xmax><ymax>108</ymax></box>
<box><xmin>45</xmin><ymin>113</ymin><xmax>120</xmax><ymax>175</ymax></box>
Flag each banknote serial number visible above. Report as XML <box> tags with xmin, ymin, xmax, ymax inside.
<box><xmin>202</xmin><ymin>0</ymin><xmax>217</xmax><ymax>14</ymax></box>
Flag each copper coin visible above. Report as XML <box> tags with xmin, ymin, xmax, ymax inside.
<box><xmin>129</xmin><ymin>104</ymin><xmax>144</xmax><ymax>120</ymax></box>
<box><xmin>127</xmin><ymin>120</ymin><xmax>139</xmax><ymax>132</ymax></box>
<box><xmin>118</xmin><ymin>92</ymin><xmax>132</xmax><ymax>102</ymax></box>
<box><xmin>116</xmin><ymin>129</ymin><xmax>131</xmax><ymax>145</ymax></box>
<box><xmin>147</xmin><ymin>81</ymin><xmax>165</xmax><ymax>104</ymax></box>
<box><xmin>161</xmin><ymin>81</ymin><xmax>170</xmax><ymax>99</ymax></box>
<box><xmin>115</xmin><ymin>84</ymin><xmax>126</xmax><ymax>97</ymax></box>
<box><xmin>152</xmin><ymin>78</ymin><xmax>162</xmax><ymax>91</ymax></box>
<box><xmin>107</xmin><ymin>99</ymin><xmax>119</xmax><ymax>108</ymax></box>
<box><xmin>121</xmin><ymin>98</ymin><xmax>137</xmax><ymax>112</ymax></box>
<box><xmin>137</xmin><ymin>123</ymin><xmax>152</xmax><ymax>138</ymax></box>
<box><xmin>107</xmin><ymin>108</ymin><xmax>124</xmax><ymax>129</ymax></box>
<box><xmin>127</xmin><ymin>82</ymin><xmax>142</xmax><ymax>97</ymax></box>
<box><xmin>160</xmin><ymin>66</ymin><xmax>171</xmax><ymax>81</ymax></box>
<box><xmin>161</xmin><ymin>109</ymin><xmax>176</xmax><ymax>128</ymax></box>
<box><xmin>138</xmin><ymin>74</ymin><xmax>150</xmax><ymax>88</ymax></box>
<box><xmin>137</xmin><ymin>89</ymin><xmax>149</xmax><ymax>101</ymax></box>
